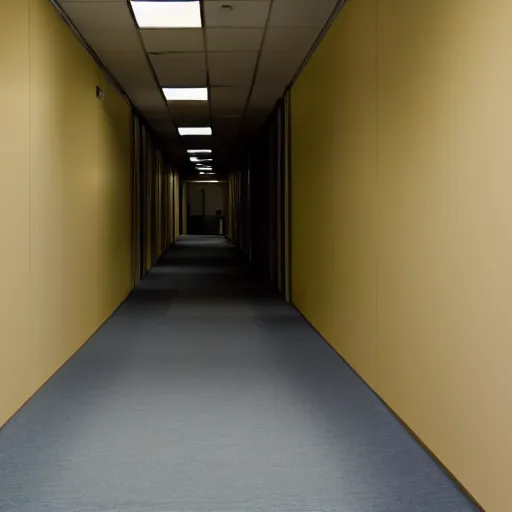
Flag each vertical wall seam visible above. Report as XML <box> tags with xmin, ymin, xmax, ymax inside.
<box><xmin>28</xmin><ymin>0</ymin><xmax>32</xmax><ymax>279</ymax></box>
<box><xmin>28</xmin><ymin>0</ymin><xmax>33</xmax><ymax>385</ymax></box>
<box><xmin>374</xmin><ymin>0</ymin><xmax>380</xmax><ymax>391</ymax></box>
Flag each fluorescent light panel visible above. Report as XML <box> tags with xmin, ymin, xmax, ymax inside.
<box><xmin>190</xmin><ymin>157</ymin><xmax>212</xmax><ymax>162</ymax></box>
<box><xmin>178</xmin><ymin>127</ymin><xmax>212</xmax><ymax>136</ymax></box>
<box><xmin>187</xmin><ymin>149</ymin><xmax>212</xmax><ymax>154</ymax></box>
<box><xmin>130</xmin><ymin>1</ymin><xmax>202</xmax><ymax>28</ymax></box>
<box><xmin>163</xmin><ymin>88</ymin><xmax>207</xmax><ymax>101</ymax></box>
<box><xmin>197</xmin><ymin>167</ymin><xmax>213</xmax><ymax>171</ymax></box>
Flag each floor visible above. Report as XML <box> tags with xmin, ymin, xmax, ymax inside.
<box><xmin>0</xmin><ymin>236</ymin><xmax>478</xmax><ymax>512</ymax></box>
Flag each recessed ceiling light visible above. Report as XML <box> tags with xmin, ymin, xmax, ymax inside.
<box><xmin>190</xmin><ymin>157</ymin><xmax>212</xmax><ymax>162</ymax></box>
<box><xmin>187</xmin><ymin>149</ymin><xmax>212</xmax><ymax>154</ymax></box>
<box><xmin>163</xmin><ymin>88</ymin><xmax>208</xmax><ymax>101</ymax></box>
<box><xmin>197</xmin><ymin>166</ymin><xmax>213</xmax><ymax>171</ymax></box>
<box><xmin>178</xmin><ymin>127</ymin><xmax>212</xmax><ymax>136</ymax></box>
<box><xmin>130</xmin><ymin>1</ymin><xmax>202</xmax><ymax>28</ymax></box>
<box><xmin>191</xmin><ymin>180</ymin><xmax>220</xmax><ymax>183</ymax></box>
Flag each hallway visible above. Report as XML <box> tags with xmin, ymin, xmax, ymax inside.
<box><xmin>0</xmin><ymin>237</ymin><xmax>476</xmax><ymax>512</ymax></box>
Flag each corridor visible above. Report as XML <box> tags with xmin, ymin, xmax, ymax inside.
<box><xmin>0</xmin><ymin>237</ymin><xmax>476</xmax><ymax>512</ymax></box>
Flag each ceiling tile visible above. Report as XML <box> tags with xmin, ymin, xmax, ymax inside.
<box><xmin>60</xmin><ymin>1</ymin><xmax>133</xmax><ymax>30</ymax></box>
<box><xmin>181</xmin><ymin>136</ymin><xmax>214</xmax><ymax>149</ymax></box>
<box><xmin>172</xmin><ymin>110</ymin><xmax>211</xmax><ymax>127</ymax></box>
<box><xmin>208</xmin><ymin>52</ymin><xmax>258</xmax><ymax>86</ymax></box>
<box><xmin>141</xmin><ymin>28</ymin><xmax>204</xmax><ymax>53</ymax></box>
<box><xmin>169</xmin><ymin>102</ymin><xmax>210</xmax><ymax>126</ymax></box>
<box><xmin>148</xmin><ymin>118</ymin><xmax>178</xmax><ymax>136</ymax></box>
<box><xmin>269</xmin><ymin>0</ymin><xmax>338</xmax><ymax>27</ymax></box>
<box><xmin>151</xmin><ymin>53</ymin><xmax>207</xmax><ymax>87</ymax></box>
<box><xmin>263</xmin><ymin>27</ymin><xmax>319</xmax><ymax>53</ymax></box>
<box><xmin>210</xmin><ymin>86</ymin><xmax>249</xmax><ymax>110</ymax></box>
<box><xmin>248</xmin><ymin>86</ymin><xmax>284</xmax><ymax>109</ymax></box>
<box><xmin>60</xmin><ymin>0</ymin><xmax>169</xmax><ymax>125</ymax></box>
<box><xmin>212</xmin><ymin>116</ymin><xmax>242</xmax><ymax>131</ymax></box>
<box><xmin>144</xmin><ymin>111</ymin><xmax>174</xmax><ymax>128</ymax></box>
<box><xmin>59</xmin><ymin>0</ymin><xmax>126</xmax><ymax>2</ymax></box>
<box><xmin>206</xmin><ymin>28</ymin><xmax>264</xmax><ymax>52</ymax></box>
<box><xmin>204</xmin><ymin>1</ymin><xmax>271</xmax><ymax>28</ymax></box>
<box><xmin>254</xmin><ymin>49</ymin><xmax>305</xmax><ymax>89</ymax></box>
<box><xmin>246</xmin><ymin>104</ymin><xmax>275</xmax><ymax>120</ymax></box>
<box><xmin>128</xmin><ymin>88</ymin><xmax>166</xmax><ymax>111</ymax></box>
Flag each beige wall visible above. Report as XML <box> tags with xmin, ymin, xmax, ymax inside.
<box><xmin>0</xmin><ymin>0</ymin><xmax>132</xmax><ymax>427</ymax></box>
<box><xmin>291</xmin><ymin>1</ymin><xmax>512</xmax><ymax>510</ymax></box>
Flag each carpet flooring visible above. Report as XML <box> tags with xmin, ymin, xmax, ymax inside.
<box><xmin>0</xmin><ymin>236</ymin><xmax>478</xmax><ymax>512</ymax></box>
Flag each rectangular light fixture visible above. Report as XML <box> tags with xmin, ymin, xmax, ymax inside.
<box><xmin>190</xmin><ymin>157</ymin><xmax>212</xmax><ymax>162</ymax></box>
<box><xmin>197</xmin><ymin>166</ymin><xmax>213</xmax><ymax>171</ymax></box>
<box><xmin>163</xmin><ymin>88</ymin><xmax>208</xmax><ymax>101</ymax></box>
<box><xmin>191</xmin><ymin>180</ymin><xmax>220</xmax><ymax>183</ymax></box>
<box><xmin>130</xmin><ymin>1</ymin><xmax>202</xmax><ymax>28</ymax></box>
<box><xmin>178</xmin><ymin>127</ymin><xmax>212</xmax><ymax>136</ymax></box>
<box><xmin>187</xmin><ymin>149</ymin><xmax>212</xmax><ymax>154</ymax></box>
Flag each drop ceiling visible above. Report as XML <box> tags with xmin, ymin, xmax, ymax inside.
<box><xmin>55</xmin><ymin>0</ymin><xmax>340</xmax><ymax>173</ymax></box>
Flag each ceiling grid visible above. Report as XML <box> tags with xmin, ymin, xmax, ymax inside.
<box><xmin>56</xmin><ymin>0</ymin><xmax>340</xmax><ymax>173</ymax></box>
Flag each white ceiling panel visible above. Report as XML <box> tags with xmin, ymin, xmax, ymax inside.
<box><xmin>206</xmin><ymin>28</ymin><xmax>264</xmax><ymax>52</ymax></box>
<box><xmin>151</xmin><ymin>53</ymin><xmax>207</xmax><ymax>87</ymax></box>
<box><xmin>248</xmin><ymin>86</ymin><xmax>284</xmax><ymax>109</ymax></box>
<box><xmin>212</xmin><ymin>116</ymin><xmax>241</xmax><ymax>130</ymax></box>
<box><xmin>168</xmin><ymin>102</ymin><xmax>210</xmax><ymax>117</ymax></box>
<box><xmin>60</xmin><ymin>1</ymin><xmax>162</xmax><ymax>106</ymax></box>
<box><xmin>57</xmin><ymin>0</ymin><xmax>334</xmax><ymax>170</ymax></box>
<box><xmin>128</xmin><ymin>89</ymin><xmax>167</xmax><ymax>111</ymax></box>
<box><xmin>263</xmin><ymin>27</ymin><xmax>319</xmax><ymax>53</ymax></box>
<box><xmin>181</xmin><ymin>136</ymin><xmax>214</xmax><ymax>149</ymax></box>
<box><xmin>60</xmin><ymin>1</ymin><xmax>133</xmax><ymax>30</ymax></box>
<box><xmin>204</xmin><ymin>1</ymin><xmax>271</xmax><ymax>28</ymax></box>
<box><xmin>147</xmin><ymin>118</ymin><xmax>178</xmax><ymax>136</ymax></box>
<box><xmin>141</xmin><ymin>28</ymin><xmax>204</xmax><ymax>53</ymax></box>
<box><xmin>169</xmin><ymin>102</ymin><xmax>210</xmax><ymax>126</ymax></box>
<box><xmin>246</xmin><ymin>105</ymin><xmax>275</xmax><ymax>119</ymax></box>
<box><xmin>254</xmin><ymin>49</ymin><xmax>305</xmax><ymax>89</ymax></box>
<box><xmin>60</xmin><ymin>0</ymin><xmax>125</xmax><ymax>2</ymax></box>
<box><xmin>269</xmin><ymin>0</ymin><xmax>338</xmax><ymax>27</ymax></box>
<box><xmin>144</xmin><ymin>110</ymin><xmax>174</xmax><ymax>126</ymax></box>
<box><xmin>172</xmin><ymin>111</ymin><xmax>211</xmax><ymax>127</ymax></box>
<box><xmin>208</xmin><ymin>52</ymin><xmax>258</xmax><ymax>86</ymax></box>
<box><xmin>210</xmin><ymin>86</ymin><xmax>250</xmax><ymax>110</ymax></box>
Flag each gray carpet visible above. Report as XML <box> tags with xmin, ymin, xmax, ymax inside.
<box><xmin>0</xmin><ymin>236</ymin><xmax>478</xmax><ymax>512</ymax></box>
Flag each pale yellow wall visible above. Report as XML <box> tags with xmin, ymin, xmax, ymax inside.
<box><xmin>292</xmin><ymin>0</ymin><xmax>378</xmax><ymax>389</ymax></box>
<box><xmin>0</xmin><ymin>0</ymin><xmax>32</xmax><ymax>427</ymax></box>
<box><xmin>0</xmin><ymin>0</ymin><xmax>132</xmax><ymax>427</ymax></box>
<box><xmin>292</xmin><ymin>1</ymin><xmax>512</xmax><ymax>510</ymax></box>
